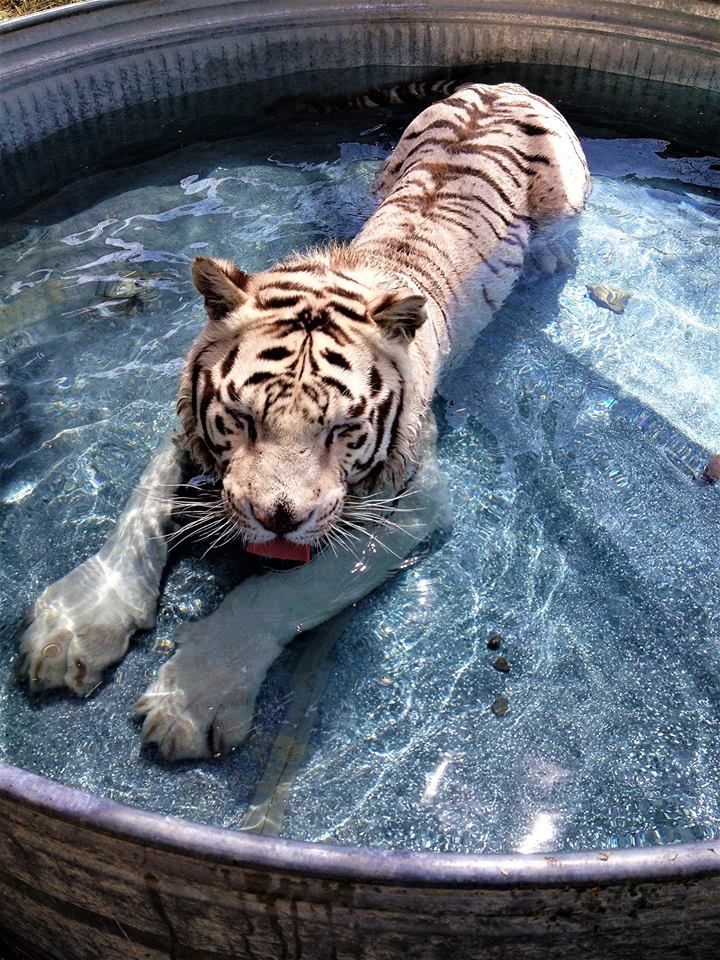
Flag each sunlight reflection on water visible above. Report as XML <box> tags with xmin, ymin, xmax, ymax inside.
<box><xmin>1</xmin><ymin>116</ymin><xmax>719</xmax><ymax>853</ymax></box>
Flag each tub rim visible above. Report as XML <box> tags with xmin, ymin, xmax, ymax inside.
<box><xmin>2</xmin><ymin>761</ymin><xmax>719</xmax><ymax>888</ymax></box>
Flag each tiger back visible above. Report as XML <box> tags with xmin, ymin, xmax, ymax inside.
<box><xmin>352</xmin><ymin>81</ymin><xmax>591</xmax><ymax>369</ymax></box>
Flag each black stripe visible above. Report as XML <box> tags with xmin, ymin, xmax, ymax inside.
<box><xmin>205</xmin><ymin>437</ymin><xmax>231</xmax><ymax>456</ymax></box>
<box><xmin>243</xmin><ymin>371</ymin><xmax>275</xmax><ymax>387</ymax></box>
<box><xmin>215</xmin><ymin>414</ymin><xmax>228</xmax><ymax>435</ymax></box>
<box><xmin>272</xmin><ymin>262</ymin><xmax>325</xmax><ymax>274</ymax></box>
<box><xmin>432</xmin><ymin>209</ymin><xmax>482</xmax><ymax>242</ymax></box>
<box><xmin>437</xmin><ymin>95</ymin><xmax>475</xmax><ymax>114</ymax></box>
<box><xmin>516</xmin><ymin>121</ymin><xmax>550</xmax><ymax>137</ymax></box>
<box><xmin>384</xmin><ymin>385</ymin><xmax>404</xmax><ymax>465</ymax></box>
<box><xmin>373</xmin><ymin>393</ymin><xmax>396</xmax><ymax>461</ymax></box>
<box><xmin>322</xmin><ymin>349</ymin><xmax>351</xmax><ymax>370</ymax></box>
<box><xmin>436</xmin><ymin>164</ymin><xmax>515</xmax><ymax>209</ymax></box>
<box><xmin>236</xmin><ymin>412</ymin><xmax>257</xmax><ymax>443</ymax></box>
<box><xmin>435</xmin><ymin>300</ymin><xmax>452</xmax><ymax>346</ymax></box>
<box><xmin>382</xmin><ymin>242</ymin><xmax>454</xmax><ymax>300</ymax></box>
<box><xmin>435</xmin><ymin>141</ymin><xmax>530</xmax><ymax>183</ymax></box>
<box><xmin>482</xmin><ymin>142</ymin><xmax>545</xmax><ymax>170</ymax></box>
<box><xmin>258</xmin><ymin>346</ymin><xmax>293</xmax><ymax>361</ymax></box>
<box><xmin>482</xmin><ymin>285</ymin><xmax>498</xmax><ymax>312</ymax></box>
<box><xmin>389</xmin><ymin>135</ymin><xmax>454</xmax><ymax>173</ymax></box>
<box><xmin>398</xmin><ymin>116</ymin><xmax>466</xmax><ymax>144</ymax></box>
<box><xmin>199</xmin><ymin>369</ymin><xmax>216</xmax><ymax>437</ymax></box>
<box><xmin>261</xmin><ymin>388</ymin><xmax>275</xmax><ymax>422</ymax></box>
<box><xmin>356</xmin><ymin>392</ymin><xmax>395</xmax><ymax>474</ymax></box>
<box><xmin>220</xmin><ymin>344</ymin><xmax>239</xmax><ymax>378</ymax></box>
<box><xmin>330</xmin><ymin>301</ymin><xmax>367</xmax><ymax>323</ymax></box>
<box><xmin>258</xmin><ymin>295</ymin><xmax>303</xmax><ymax>310</ymax></box>
<box><xmin>301</xmin><ymin>381</ymin><xmax>321</xmax><ymax>404</ymax></box>
<box><xmin>346</xmin><ymin>432</ymin><xmax>368</xmax><ymax>450</ymax></box>
<box><xmin>481</xmin><ymin>152</ymin><xmax>524</xmax><ymax>188</ymax></box>
<box><xmin>370</xmin><ymin>293</ymin><xmax>395</xmax><ymax>315</ymax></box>
<box><xmin>320</xmin><ymin>322</ymin><xmax>354</xmax><ymax>347</ymax></box>
<box><xmin>411</xmin><ymin>232</ymin><xmax>459</xmax><ymax>269</ymax></box>
<box><xmin>190</xmin><ymin>343</ymin><xmax>217</xmax><ymax>418</ymax></box>
<box><xmin>369</xmin><ymin>366</ymin><xmax>383</xmax><ymax>396</ymax></box>
<box><xmin>324</xmin><ymin>285</ymin><xmax>363</xmax><ymax>302</ymax></box>
<box><xmin>298</xmin><ymin>307</ymin><xmax>326</xmax><ymax>333</ymax></box>
<box><xmin>383</xmin><ymin>195</ymin><xmax>418</xmax><ymax>212</ymax></box>
<box><xmin>441</xmin><ymin>196</ymin><xmax>509</xmax><ymax>232</ymax></box>
<box><xmin>320</xmin><ymin>375</ymin><xmax>353</xmax><ymax>399</ymax></box>
<box><xmin>191</xmin><ymin>362</ymin><xmax>203</xmax><ymax>422</ymax></box>
<box><xmin>525</xmin><ymin>153</ymin><xmax>551</xmax><ymax>165</ymax></box>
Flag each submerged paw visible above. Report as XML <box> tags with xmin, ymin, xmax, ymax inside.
<box><xmin>528</xmin><ymin>239</ymin><xmax>574</xmax><ymax>276</ymax></box>
<box><xmin>19</xmin><ymin>613</ymin><xmax>134</xmax><ymax>696</ymax></box>
<box><xmin>134</xmin><ymin>659</ymin><xmax>255</xmax><ymax>761</ymax></box>
<box><xmin>18</xmin><ymin>557</ymin><xmax>142</xmax><ymax>695</ymax></box>
<box><xmin>134</xmin><ymin>688</ymin><xmax>207</xmax><ymax>760</ymax></box>
<box><xmin>18</xmin><ymin>618</ymin><xmax>75</xmax><ymax>690</ymax></box>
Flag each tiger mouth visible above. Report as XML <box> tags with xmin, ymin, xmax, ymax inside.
<box><xmin>176</xmin><ymin>471</ymin><xmax>340</xmax><ymax>562</ymax></box>
<box><xmin>245</xmin><ymin>538</ymin><xmax>312</xmax><ymax>563</ymax></box>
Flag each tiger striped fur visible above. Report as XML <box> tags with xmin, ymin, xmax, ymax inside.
<box><xmin>19</xmin><ymin>83</ymin><xmax>590</xmax><ymax>759</ymax></box>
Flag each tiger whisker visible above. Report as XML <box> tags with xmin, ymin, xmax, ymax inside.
<box><xmin>344</xmin><ymin>504</ymin><xmax>431</xmax><ymax>527</ymax></box>
<box><xmin>325</xmin><ymin>525</ymin><xmax>359</xmax><ymax>559</ymax></box>
<box><xmin>159</xmin><ymin>512</ymin><xmax>229</xmax><ymax>548</ymax></box>
<box><xmin>335</xmin><ymin>517</ymin><xmax>404</xmax><ymax>560</ymax></box>
<box><xmin>343</xmin><ymin>512</ymin><xmax>424</xmax><ymax>542</ymax></box>
<box><xmin>162</xmin><ymin>521</ymin><xmax>227</xmax><ymax>552</ymax></box>
<box><xmin>200</xmin><ymin>518</ymin><xmax>239</xmax><ymax>559</ymax></box>
<box><xmin>138</xmin><ymin>481</ymin><xmax>219</xmax><ymax>493</ymax></box>
<box><xmin>331</xmin><ymin>521</ymin><xmax>364</xmax><ymax>545</ymax></box>
<box><xmin>343</xmin><ymin>503</ymin><xmax>424</xmax><ymax>516</ymax></box>
<box><xmin>315</xmin><ymin>532</ymin><xmax>339</xmax><ymax>560</ymax></box>
<box><xmin>346</xmin><ymin>486</ymin><xmax>422</xmax><ymax>504</ymax></box>
<box><xmin>142</xmin><ymin>494</ymin><xmax>224</xmax><ymax>511</ymax></box>
<box><xmin>162</xmin><ymin>510</ymin><xmax>224</xmax><ymax>537</ymax></box>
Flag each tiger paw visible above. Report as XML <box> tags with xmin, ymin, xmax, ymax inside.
<box><xmin>528</xmin><ymin>238</ymin><xmax>574</xmax><ymax>275</ymax></box>
<box><xmin>18</xmin><ymin>555</ymin><xmax>146</xmax><ymax>695</ymax></box>
<box><xmin>133</xmin><ymin>637</ymin><xmax>262</xmax><ymax>760</ymax></box>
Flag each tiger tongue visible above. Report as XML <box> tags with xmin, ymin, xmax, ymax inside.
<box><xmin>246</xmin><ymin>538</ymin><xmax>311</xmax><ymax>563</ymax></box>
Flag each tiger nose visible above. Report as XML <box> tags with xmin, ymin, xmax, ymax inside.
<box><xmin>253</xmin><ymin>502</ymin><xmax>308</xmax><ymax>536</ymax></box>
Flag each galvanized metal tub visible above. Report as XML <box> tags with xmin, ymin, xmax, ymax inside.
<box><xmin>1</xmin><ymin>1</ymin><xmax>720</xmax><ymax>957</ymax></box>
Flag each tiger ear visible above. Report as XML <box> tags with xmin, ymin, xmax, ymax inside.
<box><xmin>191</xmin><ymin>256</ymin><xmax>249</xmax><ymax>323</ymax></box>
<box><xmin>370</xmin><ymin>291</ymin><xmax>427</xmax><ymax>342</ymax></box>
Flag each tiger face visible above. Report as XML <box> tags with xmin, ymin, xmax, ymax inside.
<box><xmin>178</xmin><ymin>255</ymin><xmax>428</xmax><ymax>550</ymax></box>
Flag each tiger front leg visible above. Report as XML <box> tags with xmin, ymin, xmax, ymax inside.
<box><xmin>18</xmin><ymin>436</ymin><xmax>184</xmax><ymax>695</ymax></box>
<box><xmin>134</xmin><ymin>457</ymin><xmax>446</xmax><ymax>761</ymax></box>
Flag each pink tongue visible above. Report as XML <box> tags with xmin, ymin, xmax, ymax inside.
<box><xmin>246</xmin><ymin>538</ymin><xmax>311</xmax><ymax>562</ymax></box>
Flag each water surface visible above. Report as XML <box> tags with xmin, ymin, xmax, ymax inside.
<box><xmin>1</xmin><ymin>109</ymin><xmax>719</xmax><ymax>854</ymax></box>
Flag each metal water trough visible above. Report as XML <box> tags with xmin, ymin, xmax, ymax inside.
<box><xmin>1</xmin><ymin>1</ymin><xmax>720</xmax><ymax>957</ymax></box>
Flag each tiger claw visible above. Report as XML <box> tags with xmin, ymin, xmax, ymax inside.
<box><xmin>134</xmin><ymin>642</ymin><xmax>259</xmax><ymax>761</ymax></box>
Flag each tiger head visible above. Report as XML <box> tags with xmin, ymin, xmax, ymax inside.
<box><xmin>178</xmin><ymin>254</ymin><xmax>427</xmax><ymax>551</ymax></box>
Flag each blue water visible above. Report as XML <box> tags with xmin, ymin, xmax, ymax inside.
<box><xmin>1</xmin><ymin>110</ymin><xmax>719</xmax><ymax>853</ymax></box>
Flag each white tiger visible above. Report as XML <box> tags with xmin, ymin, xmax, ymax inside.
<box><xmin>18</xmin><ymin>83</ymin><xmax>590</xmax><ymax>760</ymax></box>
